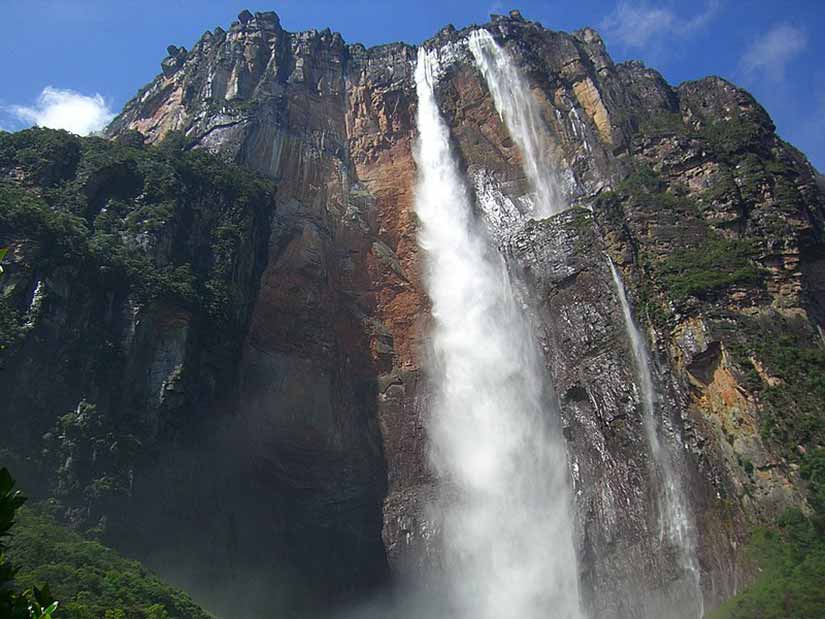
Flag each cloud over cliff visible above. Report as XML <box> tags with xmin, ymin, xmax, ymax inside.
<box><xmin>600</xmin><ymin>0</ymin><xmax>720</xmax><ymax>48</ymax></box>
<box><xmin>8</xmin><ymin>86</ymin><xmax>114</xmax><ymax>136</ymax></box>
<box><xmin>741</xmin><ymin>23</ymin><xmax>807</xmax><ymax>82</ymax></box>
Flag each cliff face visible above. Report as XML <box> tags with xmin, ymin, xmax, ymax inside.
<box><xmin>3</xmin><ymin>8</ymin><xmax>825</xmax><ymax>619</ymax></box>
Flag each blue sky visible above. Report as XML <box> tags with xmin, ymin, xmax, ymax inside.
<box><xmin>2</xmin><ymin>1</ymin><xmax>823</xmax><ymax>171</ymax></box>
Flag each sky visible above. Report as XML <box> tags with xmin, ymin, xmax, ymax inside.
<box><xmin>1</xmin><ymin>1</ymin><xmax>823</xmax><ymax>171</ymax></box>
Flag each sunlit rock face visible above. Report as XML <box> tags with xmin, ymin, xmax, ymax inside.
<box><xmin>2</xmin><ymin>7</ymin><xmax>819</xmax><ymax>619</ymax></box>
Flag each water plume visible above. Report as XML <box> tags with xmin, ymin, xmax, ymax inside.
<box><xmin>468</xmin><ymin>26</ymin><xmax>704</xmax><ymax>615</ymax></box>
<box><xmin>413</xmin><ymin>45</ymin><xmax>582</xmax><ymax>619</ymax></box>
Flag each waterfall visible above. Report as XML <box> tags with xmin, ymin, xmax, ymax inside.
<box><xmin>607</xmin><ymin>259</ymin><xmax>704</xmax><ymax>618</ymax></box>
<box><xmin>468</xmin><ymin>29</ymin><xmax>563</xmax><ymax>218</ymax></box>
<box><xmin>413</xmin><ymin>46</ymin><xmax>582</xmax><ymax>619</ymax></box>
<box><xmin>466</xmin><ymin>26</ymin><xmax>704</xmax><ymax>616</ymax></box>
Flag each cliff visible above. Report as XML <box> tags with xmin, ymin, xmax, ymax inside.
<box><xmin>1</xmin><ymin>8</ymin><xmax>824</xmax><ymax>619</ymax></box>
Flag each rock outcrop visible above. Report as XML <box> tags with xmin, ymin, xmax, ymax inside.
<box><xmin>2</xmin><ymin>8</ymin><xmax>824</xmax><ymax>619</ymax></box>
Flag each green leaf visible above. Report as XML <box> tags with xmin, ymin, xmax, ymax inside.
<box><xmin>0</xmin><ymin>468</ymin><xmax>13</xmax><ymax>495</ymax></box>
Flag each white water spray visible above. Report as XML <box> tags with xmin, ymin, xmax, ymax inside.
<box><xmin>414</xmin><ymin>46</ymin><xmax>582</xmax><ymax>619</ymax></box>
<box><xmin>468</xmin><ymin>29</ymin><xmax>563</xmax><ymax>218</ymax></box>
<box><xmin>607</xmin><ymin>259</ymin><xmax>704</xmax><ymax>618</ymax></box>
<box><xmin>466</xmin><ymin>27</ymin><xmax>704</xmax><ymax>615</ymax></box>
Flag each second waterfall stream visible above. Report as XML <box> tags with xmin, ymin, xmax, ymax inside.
<box><xmin>413</xmin><ymin>45</ymin><xmax>582</xmax><ymax>619</ymax></box>
<box><xmin>468</xmin><ymin>29</ymin><xmax>562</xmax><ymax>217</ymax></box>
<box><xmin>467</xmin><ymin>27</ymin><xmax>706</xmax><ymax>618</ymax></box>
<box><xmin>608</xmin><ymin>259</ymin><xmax>704</xmax><ymax>618</ymax></box>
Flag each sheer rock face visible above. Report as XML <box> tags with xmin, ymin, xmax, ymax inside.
<box><xmin>89</xmin><ymin>9</ymin><xmax>825</xmax><ymax>618</ymax></box>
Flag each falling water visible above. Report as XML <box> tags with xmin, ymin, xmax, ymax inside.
<box><xmin>468</xmin><ymin>29</ymin><xmax>563</xmax><ymax>218</ymax></box>
<box><xmin>607</xmin><ymin>259</ymin><xmax>704</xmax><ymax>618</ymax></box>
<box><xmin>413</xmin><ymin>46</ymin><xmax>582</xmax><ymax>619</ymax></box>
<box><xmin>466</xmin><ymin>26</ymin><xmax>704</xmax><ymax>615</ymax></box>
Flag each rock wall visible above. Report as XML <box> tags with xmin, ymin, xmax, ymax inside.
<box><xmin>3</xmin><ymin>8</ymin><xmax>823</xmax><ymax>619</ymax></box>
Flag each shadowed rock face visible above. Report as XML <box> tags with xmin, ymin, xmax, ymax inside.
<box><xmin>3</xmin><ymin>8</ymin><xmax>824</xmax><ymax>619</ymax></box>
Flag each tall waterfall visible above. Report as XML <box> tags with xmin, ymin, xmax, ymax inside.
<box><xmin>607</xmin><ymin>259</ymin><xmax>704</xmax><ymax>617</ymax></box>
<box><xmin>413</xmin><ymin>47</ymin><xmax>582</xmax><ymax>619</ymax></box>
<box><xmin>466</xmin><ymin>27</ymin><xmax>706</xmax><ymax>616</ymax></box>
<box><xmin>468</xmin><ymin>29</ymin><xmax>562</xmax><ymax>218</ymax></box>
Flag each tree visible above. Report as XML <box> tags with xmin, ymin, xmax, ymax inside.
<box><xmin>0</xmin><ymin>467</ymin><xmax>59</xmax><ymax>619</ymax></box>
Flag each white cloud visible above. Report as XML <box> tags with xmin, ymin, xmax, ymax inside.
<box><xmin>601</xmin><ymin>0</ymin><xmax>720</xmax><ymax>48</ymax></box>
<box><xmin>8</xmin><ymin>87</ymin><xmax>115</xmax><ymax>136</ymax></box>
<box><xmin>742</xmin><ymin>23</ymin><xmax>807</xmax><ymax>82</ymax></box>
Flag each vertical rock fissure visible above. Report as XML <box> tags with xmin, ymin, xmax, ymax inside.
<box><xmin>413</xmin><ymin>45</ymin><xmax>582</xmax><ymax>619</ymax></box>
<box><xmin>607</xmin><ymin>258</ymin><xmax>704</xmax><ymax>618</ymax></box>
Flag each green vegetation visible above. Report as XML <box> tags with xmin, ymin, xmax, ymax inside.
<box><xmin>560</xmin><ymin>206</ymin><xmax>594</xmax><ymax>253</ymax></box>
<box><xmin>803</xmin><ymin>450</ymin><xmax>825</xmax><ymax>519</ymax></box>
<box><xmin>657</xmin><ymin>238</ymin><xmax>763</xmax><ymax>301</ymax></box>
<box><xmin>634</xmin><ymin>109</ymin><xmax>799</xmax><ymax>217</ymax></box>
<box><xmin>43</xmin><ymin>401</ymin><xmax>142</xmax><ymax>510</ymax></box>
<box><xmin>699</xmin><ymin>170</ymin><xmax>738</xmax><ymax>206</ymax></box>
<box><xmin>0</xmin><ymin>128</ymin><xmax>82</xmax><ymax>187</ymax></box>
<box><xmin>614</xmin><ymin>163</ymin><xmax>666</xmax><ymax>196</ymax></box>
<box><xmin>698</xmin><ymin>117</ymin><xmax>765</xmax><ymax>160</ymax></box>
<box><xmin>734</xmin><ymin>153</ymin><xmax>769</xmax><ymax>205</ymax></box>
<box><xmin>597</xmin><ymin>165</ymin><xmax>765</xmax><ymax>306</ymax></box>
<box><xmin>0</xmin><ymin>293</ymin><xmax>22</xmax><ymax>353</ymax></box>
<box><xmin>0</xmin><ymin>127</ymin><xmax>275</xmax><ymax>529</ymax></box>
<box><xmin>0</xmin><ymin>127</ymin><xmax>274</xmax><ymax>329</ymax></box>
<box><xmin>711</xmin><ymin>314</ymin><xmax>825</xmax><ymax>618</ymax></box>
<box><xmin>9</xmin><ymin>507</ymin><xmax>211</xmax><ymax>619</ymax></box>
<box><xmin>636</xmin><ymin>111</ymin><xmax>687</xmax><ymax>138</ymax></box>
<box><xmin>563</xmin><ymin>206</ymin><xmax>593</xmax><ymax>232</ymax></box>
<box><xmin>593</xmin><ymin>166</ymin><xmax>687</xmax><ymax>327</ymax></box>
<box><xmin>636</xmin><ymin>110</ymin><xmax>766</xmax><ymax>161</ymax></box>
<box><xmin>708</xmin><ymin>449</ymin><xmax>825</xmax><ymax>619</ymax></box>
<box><xmin>1</xmin><ymin>467</ymin><xmax>60</xmax><ymax>619</ymax></box>
<box><xmin>727</xmin><ymin>313</ymin><xmax>825</xmax><ymax>457</ymax></box>
<box><xmin>2</xmin><ymin>466</ymin><xmax>210</xmax><ymax>619</ymax></box>
<box><xmin>609</xmin><ymin>164</ymin><xmax>699</xmax><ymax>216</ymax></box>
<box><xmin>633</xmin><ymin>107</ymin><xmax>810</xmax><ymax>241</ymax></box>
<box><xmin>632</xmin><ymin>253</ymin><xmax>671</xmax><ymax>329</ymax></box>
